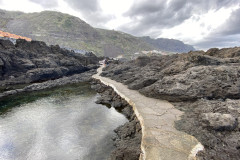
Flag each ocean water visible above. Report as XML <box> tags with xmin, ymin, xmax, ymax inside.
<box><xmin>0</xmin><ymin>83</ymin><xmax>127</xmax><ymax>160</ymax></box>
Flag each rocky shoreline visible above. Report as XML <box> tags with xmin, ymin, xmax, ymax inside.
<box><xmin>100</xmin><ymin>47</ymin><xmax>240</xmax><ymax>160</ymax></box>
<box><xmin>0</xmin><ymin>73</ymin><xmax>142</xmax><ymax>160</ymax></box>
<box><xmin>91</xmin><ymin>79</ymin><xmax>142</xmax><ymax>160</ymax></box>
<box><xmin>0</xmin><ymin>39</ymin><xmax>142</xmax><ymax>160</ymax></box>
<box><xmin>1</xmin><ymin>37</ymin><xmax>240</xmax><ymax>159</ymax></box>
<box><xmin>0</xmin><ymin>71</ymin><xmax>142</xmax><ymax>160</ymax></box>
<box><xmin>0</xmin><ymin>69</ymin><xmax>97</xmax><ymax>99</ymax></box>
<box><xmin>0</xmin><ymin>39</ymin><xmax>100</xmax><ymax>86</ymax></box>
<box><xmin>0</xmin><ymin>38</ymin><xmax>101</xmax><ymax>98</ymax></box>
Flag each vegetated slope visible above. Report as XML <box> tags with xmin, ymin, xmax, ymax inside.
<box><xmin>0</xmin><ymin>9</ymin><xmax>194</xmax><ymax>57</ymax></box>
<box><xmin>0</xmin><ymin>9</ymin><xmax>154</xmax><ymax>57</ymax></box>
<box><xmin>101</xmin><ymin>47</ymin><xmax>240</xmax><ymax>160</ymax></box>
<box><xmin>141</xmin><ymin>36</ymin><xmax>195</xmax><ymax>53</ymax></box>
<box><xmin>96</xmin><ymin>28</ymin><xmax>155</xmax><ymax>57</ymax></box>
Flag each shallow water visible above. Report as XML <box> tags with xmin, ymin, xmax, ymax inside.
<box><xmin>0</xmin><ymin>83</ymin><xmax>127</xmax><ymax>160</ymax></box>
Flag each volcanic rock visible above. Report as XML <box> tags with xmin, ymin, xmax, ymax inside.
<box><xmin>201</xmin><ymin>112</ymin><xmax>238</xmax><ymax>131</ymax></box>
<box><xmin>0</xmin><ymin>39</ymin><xmax>100</xmax><ymax>86</ymax></box>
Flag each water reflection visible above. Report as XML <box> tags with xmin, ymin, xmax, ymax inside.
<box><xmin>0</xmin><ymin>84</ymin><xmax>127</xmax><ymax>160</ymax></box>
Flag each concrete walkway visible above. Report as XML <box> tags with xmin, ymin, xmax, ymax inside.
<box><xmin>93</xmin><ymin>66</ymin><xmax>204</xmax><ymax>160</ymax></box>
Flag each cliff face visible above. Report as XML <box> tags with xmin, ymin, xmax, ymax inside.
<box><xmin>101</xmin><ymin>47</ymin><xmax>240</xmax><ymax>159</ymax></box>
<box><xmin>141</xmin><ymin>36</ymin><xmax>195</xmax><ymax>53</ymax></box>
<box><xmin>0</xmin><ymin>39</ymin><xmax>99</xmax><ymax>86</ymax></box>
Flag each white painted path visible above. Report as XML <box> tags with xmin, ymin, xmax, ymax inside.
<box><xmin>93</xmin><ymin>66</ymin><xmax>204</xmax><ymax>160</ymax></box>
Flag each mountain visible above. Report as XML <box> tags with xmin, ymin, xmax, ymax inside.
<box><xmin>0</xmin><ymin>9</ymin><xmax>194</xmax><ymax>57</ymax></box>
<box><xmin>141</xmin><ymin>36</ymin><xmax>195</xmax><ymax>53</ymax></box>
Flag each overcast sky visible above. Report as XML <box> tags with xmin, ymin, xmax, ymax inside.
<box><xmin>0</xmin><ymin>0</ymin><xmax>240</xmax><ymax>50</ymax></box>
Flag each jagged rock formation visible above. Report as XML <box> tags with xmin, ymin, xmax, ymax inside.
<box><xmin>101</xmin><ymin>47</ymin><xmax>240</xmax><ymax>160</ymax></box>
<box><xmin>0</xmin><ymin>39</ymin><xmax>100</xmax><ymax>87</ymax></box>
<box><xmin>101</xmin><ymin>48</ymin><xmax>240</xmax><ymax>101</ymax></box>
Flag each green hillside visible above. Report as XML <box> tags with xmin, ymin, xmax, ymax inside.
<box><xmin>0</xmin><ymin>10</ymin><xmax>154</xmax><ymax>56</ymax></box>
<box><xmin>0</xmin><ymin>9</ymin><xmax>195</xmax><ymax>57</ymax></box>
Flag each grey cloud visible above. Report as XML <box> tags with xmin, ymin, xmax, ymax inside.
<box><xmin>119</xmin><ymin>0</ymin><xmax>239</xmax><ymax>38</ymax></box>
<box><xmin>29</xmin><ymin>0</ymin><xmax>58</xmax><ymax>8</ymax></box>
<box><xmin>63</xmin><ymin>0</ymin><xmax>99</xmax><ymax>12</ymax></box>
<box><xmin>63</xmin><ymin>0</ymin><xmax>114</xmax><ymax>26</ymax></box>
<box><xmin>194</xmin><ymin>8</ymin><xmax>240</xmax><ymax>50</ymax></box>
<box><xmin>194</xmin><ymin>34</ymin><xmax>240</xmax><ymax>50</ymax></box>
<box><xmin>216</xmin><ymin>8</ymin><xmax>240</xmax><ymax>36</ymax></box>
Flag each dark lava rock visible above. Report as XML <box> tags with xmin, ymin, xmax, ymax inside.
<box><xmin>134</xmin><ymin>56</ymin><xmax>150</xmax><ymax>67</ymax></box>
<box><xmin>0</xmin><ymin>69</ymin><xmax>96</xmax><ymax>99</ymax></box>
<box><xmin>174</xmin><ymin>99</ymin><xmax>240</xmax><ymax>160</ymax></box>
<box><xmin>139</xmin><ymin>65</ymin><xmax>240</xmax><ymax>101</ymax></box>
<box><xmin>101</xmin><ymin>47</ymin><xmax>240</xmax><ymax>102</ymax></box>
<box><xmin>205</xmin><ymin>47</ymin><xmax>240</xmax><ymax>58</ymax></box>
<box><xmin>91</xmin><ymin>79</ymin><xmax>142</xmax><ymax>160</ymax></box>
<box><xmin>201</xmin><ymin>112</ymin><xmax>238</xmax><ymax>131</ymax></box>
<box><xmin>0</xmin><ymin>39</ymin><xmax>100</xmax><ymax>87</ymax></box>
<box><xmin>111</xmin><ymin>117</ymin><xmax>142</xmax><ymax>160</ymax></box>
<box><xmin>100</xmin><ymin>46</ymin><xmax>240</xmax><ymax>159</ymax></box>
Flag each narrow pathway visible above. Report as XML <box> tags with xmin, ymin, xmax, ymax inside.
<box><xmin>93</xmin><ymin>66</ymin><xmax>204</xmax><ymax>160</ymax></box>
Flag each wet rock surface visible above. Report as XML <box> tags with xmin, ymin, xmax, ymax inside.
<box><xmin>91</xmin><ymin>79</ymin><xmax>142</xmax><ymax>160</ymax></box>
<box><xmin>0</xmin><ymin>39</ymin><xmax>100</xmax><ymax>87</ymax></box>
<box><xmin>0</xmin><ymin>69</ymin><xmax>96</xmax><ymax>99</ymax></box>
<box><xmin>101</xmin><ymin>47</ymin><xmax>240</xmax><ymax>159</ymax></box>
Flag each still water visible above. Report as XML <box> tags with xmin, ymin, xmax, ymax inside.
<box><xmin>0</xmin><ymin>83</ymin><xmax>127</xmax><ymax>160</ymax></box>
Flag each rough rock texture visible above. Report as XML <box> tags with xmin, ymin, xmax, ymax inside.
<box><xmin>100</xmin><ymin>47</ymin><xmax>240</xmax><ymax>159</ymax></box>
<box><xmin>0</xmin><ymin>39</ymin><xmax>100</xmax><ymax>87</ymax></box>
<box><xmin>201</xmin><ymin>112</ymin><xmax>237</xmax><ymax>131</ymax></box>
<box><xmin>0</xmin><ymin>69</ymin><xmax>96</xmax><ymax>99</ymax></box>
<box><xmin>174</xmin><ymin>99</ymin><xmax>240</xmax><ymax>160</ymax></box>
<box><xmin>91</xmin><ymin>79</ymin><xmax>142</xmax><ymax>160</ymax></box>
<box><xmin>101</xmin><ymin>48</ymin><xmax>240</xmax><ymax>102</ymax></box>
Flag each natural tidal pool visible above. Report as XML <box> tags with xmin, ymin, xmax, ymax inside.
<box><xmin>0</xmin><ymin>83</ymin><xmax>127</xmax><ymax>160</ymax></box>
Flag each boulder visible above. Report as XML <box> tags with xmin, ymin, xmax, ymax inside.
<box><xmin>139</xmin><ymin>65</ymin><xmax>240</xmax><ymax>101</ymax></box>
<box><xmin>201</xmin><ymin>112</ymin><xmax>238</xmax><ymax>131</ymax></box>
<box><xmin>112</xmin><ymin>99</ymin><xmax>122</xmax><ymax>108</ymax></box>
<box><xmin>134</xmin><ymin>56</ymin><xmax>150</xmax><ymax>67</ymax></box>
<box><xmin>0</xmin><ymin>39</ymin><xmax>15</xmax><ymax>49</ymax></box>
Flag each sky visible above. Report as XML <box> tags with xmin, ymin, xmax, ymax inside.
<box><xmin>0</xmin><ymin>0</ymin><xmax>240</xmax><ymax>50</ymax></box>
